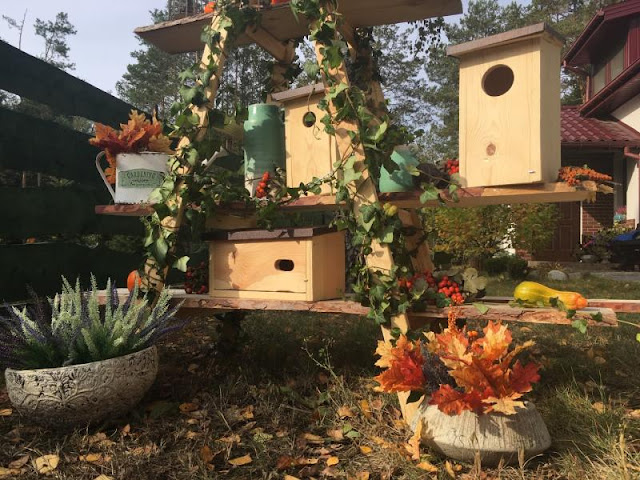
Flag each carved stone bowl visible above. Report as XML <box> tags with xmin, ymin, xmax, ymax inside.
<box><xmin>412</xmin><ymin>401</ymin><xmax>551</xmax><ymax>467</ymax></box>
<box><xmin>5</xmin><ymin>346</ymin><xmax>158</xmax><ymax>428</ymax></box>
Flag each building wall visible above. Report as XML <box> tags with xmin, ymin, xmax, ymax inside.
<box><xmin>562</xmin><ymin>152</ymin><xmax>615</xmax><ymax>238</ymax></box>
<box><xmin>613</xmin><ymin>97</ymin><xmax>640</xmax><ymax>225</ymax></box>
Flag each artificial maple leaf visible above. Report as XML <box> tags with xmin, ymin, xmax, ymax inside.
<box><xmin>476</xmin><ymin>321</ymin><xmax>511</xmax><ymax>361</ymax></box>
<box><xmin>374</xmin><ymin>335</ymin><xmax>426</xmax><ymax>393</ymax></box>
<box><xmin>509</xmin><ymin>361</ymin><xmax>540</xmax><ymax>394</ymax></box>
<box><xmin>482</xmin><ymin>394</ymin><xmax>524</xmax><ymax>415</ymax></box>
<box><xmin>374</xmin><ymin>340</ymin><xmax>395</xmax><ymax>368</ymax></box>
<box><xmin>148</xmin><ymin>134</ymin><xmax>175</xmax><ymax>154</ymax></box>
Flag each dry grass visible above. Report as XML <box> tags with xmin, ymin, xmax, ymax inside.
<box><xmin>0</xmin><ymin>278</ymin><xmax>639</xmax><ymax>479</ymax></box>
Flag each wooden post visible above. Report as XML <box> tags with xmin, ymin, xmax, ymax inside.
<box><xmin>143</xmin><ymin>15</ymin><xmax>232</xmax><ymax>293</ymax></box>
<box><xmin>313</xmin><ymin>29</ymin><xmax>422</xmax><ymax>423</ymax></box>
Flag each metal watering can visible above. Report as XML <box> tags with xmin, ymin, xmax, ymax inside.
<box><xmin>96</xmin><ymin>151</ymin><xmax>169</xmax><ymax>204</ymax></box>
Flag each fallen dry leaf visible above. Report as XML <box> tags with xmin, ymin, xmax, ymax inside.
<box><xmin>229</xmin><ymin>454</ymin><xmax>252</xmax><ymax>466</ymax></box>
<box><xmin>185</xmin><ymin>431</ymin><xmax>200</xmax><ymax>440</ymax></box>
<box><xmin>218</xmin><ymin>433</ymin><xmax>241</xmax><ymax>444</ymax></box>
<box><xmin>188</xmin><ymin>363</ymin><xmax>199</xmax><ymax>373</ymax></box>
<box><xmin>627</xmin><ymin>409</ymin><xmax>640</xmax><ymax>419</ymax></box>
<box><xmin>327</xmin><ymin>429</ymin><xmax>344</xmax><ymax>441</ymax></box>
<box><xmin>594</xmin><ymin>356</ymin><xmax>607</xmax><ymax>365</ymax></box>
<box><xmin>94</xmin><ymin>475</ymin><xmax>114</xmax><ymax>480</ymax></box>
<box><xmin>34</xmin><ymin>454</ymin><xmax>60</xmax><ymax>474</ymax></box>
<box><xmin>337</xmin><ymin>405</ymin><xmax>355</xmax><ymax>418</ymax></box>
<box><xmin>303</xmin><ymin>433</ymin><xmax>324</xmax><ymax>444</ymax></box>
<box><xmin>348</xmin><ymin>472</ymin><xmax>370</xmax><ymax>480</ymax></box>
<box><xmin>592</xmin><ymin>402</ymin><xmax>606</xmax><ymax>413</ymax></box>
<box><xmin>406</xmin><ymin>420</ymin><xmax>423</xmax><ymax>461</ymax></box>
<box><xmin>120</xmin><ymin>424</ymin><xmax>131</xmax><ymax>437</ymax></box>
<box><xmin>359</xmin><ymin>400</ymin><xmax>372</xmax><ymax>418</ymax></box>
<box><xmin>417</xmin><ymin>460</ymin><xmax>438</xmax><ymax>473</ymax></box>
<box><xmin>276</xmin><ymin>455</ymin><xmax>295</xmax><ymax>470</ymax></box>
<box><xmin>445</xmin><ymin>460</ymin><xmax>456</xmax><ymax>478</ymax></box>
<box><xmin>240</xmin><ymin>405</ymin><xmax>254</xmax><ymax>420</ymax></box>
<box><xmin>326</xmin><ymin>456</ymin><xmax>339</xmax><ymax>466</ymax></box>
<box><xmin>201</xmin><ymin>446</ymin><xmax>214</xmax><ymax>464</ymax></box>
<box><xmin>0</xmin><ymin>468</ymin><xmax>21</xmax><ymax>478</ymax></box>
<box><xmin>179</xmin><ymin>402</ymin><xmax>199</xmax><ymax>413</ymax></box>
<box><xmin>284</xmin><ymin>476</ymin><xmax>301</xmax><ymax>480</ymax></box>
<box><xmin>79</xmin><ymin>453</ymin><xmax>111</xmax><ymax>464</ymax></box>
<box><xmin>8</xmin><ymin>455</ymin><xmax>29</xmax><ymax>469</ymax></box>
<box><xmin>519</xmin><ymin>326</ymin><xmax>533</xmax><ymax>333</ymax></box>
<box><xmin>359</xmin><ymin>445</ymin><xmax>372</xmax><ymax>455</ymax></box>
<box><xmin>322</xmin><ymin>466</ymin><xmax>340</xmax><ymax>477</ymax></box>
<box><xmin>0</xmin><ymin>409</ymin><xmax>12</xmax><ymax>417</ymax></box>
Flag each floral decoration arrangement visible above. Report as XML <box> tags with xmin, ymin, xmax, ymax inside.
<box><xmin>558</xmin><ymin>165</ymin><xmax>613</xmax><ymax>198</ymax></box>
<box><xmin>375</xmin><ymin>309</ymin><xmax>541</xmax><ymax>415</ymax></box>
<box><xmin>89</xmin><ymin>110</ymin><xmax>174</xmax><ymax>184</ymax></box>
<box><xmin>0</xmin><ymin>277</ymin><xmax>182</xmax><ymax>370</ymax></box>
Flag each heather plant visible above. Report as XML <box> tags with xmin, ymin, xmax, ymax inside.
<box><xmin>0</xmin><ymin>277</ymin><xmax>182</xmax><ymax>370</ymax></box>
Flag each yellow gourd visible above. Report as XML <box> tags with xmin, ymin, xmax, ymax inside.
<box><xmin>513</xmin><ymin>281</ymin><xmax>588</xmax><ymax>310</ymax></box>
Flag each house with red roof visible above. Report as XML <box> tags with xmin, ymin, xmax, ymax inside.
<box><xmin>537</xmin><ymin>0</ymin><xmax>640</xmax><ymax>260</ymax></box>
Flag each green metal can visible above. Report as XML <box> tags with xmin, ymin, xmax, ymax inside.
<box><xmin>243</xmin><ymin>103</ymin><xmax>286</xmax><ymax>195</ymax></box>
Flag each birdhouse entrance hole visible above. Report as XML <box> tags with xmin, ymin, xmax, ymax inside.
<box><xmin>482</xmin><ymin>65</ymin><xmax>514</xmax><ymax>97</ymax></box>
<box><xmin>302</xmin><ymin>111</ymin><xmax>316</xmax><ymax>127</ymax></box>
<box><xmin>275</xmin><ymin>259</ymin><xmax>295</xmax><ymax>271</ymax></box>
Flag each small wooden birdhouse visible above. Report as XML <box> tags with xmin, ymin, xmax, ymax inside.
<box><xmin>206</xmin><ymin>227</ymin><xmax>345</xmax><ymax>301</ymax></box>
<box><xmin>271</xmin><ymin>84</ymin><xmax>338</xmax><ymax>194</ymax></box>
<box><xmin>447</xmin><ymin>23</ymin><xmax>564</xmax><ymax>187</ymax></box>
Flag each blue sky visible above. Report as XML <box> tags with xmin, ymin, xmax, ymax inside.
<box><xmin>0</xmin><ymin>0</ymin><xmax>520</xmax><ymax>96</ymax></box>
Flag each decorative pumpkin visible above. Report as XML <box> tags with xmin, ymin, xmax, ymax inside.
<box><xmin>513</xmin><ymin>281</ymin><xmax>588</xmax><ymax>310</ymax></box>
<box><xmin>127</xmin><ymin>270</ymin><xmax>142</xmax><ymax>292</ymax></box>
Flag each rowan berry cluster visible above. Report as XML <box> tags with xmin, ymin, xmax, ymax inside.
<box><xmin>184</xmin><ymin>262</ymin><xmax>208</xmax><ymax>294</ymax></box>
<box><xmin>445</xmin><ymin>159</ymin><xmax>459</xmax><ymax>175</ymax></box>
<box><xmin>255</xmin><ymin>171</ymin><xmax>270</xmax><ymax>198</ymax></box>
<box><xmin>558</xmin><ymin>166</ymin><xmax>612</xmax><ymax>186</ymax></box>
<box><xmin>435</xmin><ymin>275</ymin><xmax>464</xmax><ymax>305</ymax></box>
<box><xmin>397</xmin><ymin>271</ymin><xmax>466</xmax><ymax>305</ymax></box>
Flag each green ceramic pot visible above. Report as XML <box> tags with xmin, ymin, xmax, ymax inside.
<box><xmin>243</xmin><ymin>103</ymin><xmax>285</xmax><ymax>194</ymax></box>
<box><xmin>379</xmin><ymin>146</ymin><xmax>420</xmax><ymax>193</ymax></box>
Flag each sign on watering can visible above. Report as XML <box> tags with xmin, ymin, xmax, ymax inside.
<box><xmin>96</xmin><ymin>151</ymin><xmax>169</xmax><ymax>204</ymax></box>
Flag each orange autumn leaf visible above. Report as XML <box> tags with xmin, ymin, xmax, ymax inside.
<box><xmin>374</xmin><ymin>335</ymin><xmax>426</xmax><ymax>393</ymax></box>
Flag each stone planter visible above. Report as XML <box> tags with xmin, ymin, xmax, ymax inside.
<box><xmin>412</xmin><ymin>401</ymin><xmax>551</xmax><ymax>467</ymax></box>
<box><xmin>5</xmin><ymin>346</ymin><xmax>158</xmax><ymax>428</ymax></box>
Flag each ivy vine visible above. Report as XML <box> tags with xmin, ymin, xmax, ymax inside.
<box><xmin>141</xmin><ymin>0</ymin><xmax>462</xmax><ymax>326</ymax></box>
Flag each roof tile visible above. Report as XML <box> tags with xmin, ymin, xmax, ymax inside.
<box><xmin>561</xmin><ymin>105</ymin><xmax>640</xmax><ymax>147</ymax></box>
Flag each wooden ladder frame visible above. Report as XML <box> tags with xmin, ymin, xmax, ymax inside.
<box><xmin>145</xmin><ymin>12</ymin><xmax>436</xmax><ymax>424</ymax></box>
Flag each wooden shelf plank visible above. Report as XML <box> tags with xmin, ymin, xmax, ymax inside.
<box><xmin>134</xmin><ymin>0</ymin><xmax>462</xmax><ymax>54</ymax></box>
<box><xmin>483</xmin><ymin>295</ymin><xmax>640</xmax><ymax>314</ymax></box>
<box><xmin>102</xmin><ymin>289</ymin><xmax>617</xmax><ymax>327</ymax></box>
<box><xmin>95</xmin><ymin>183</ymin><xmax>590</xmax><ymax>217</ymax></box>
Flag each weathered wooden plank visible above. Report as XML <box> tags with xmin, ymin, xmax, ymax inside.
<box><xmin>0</xmin><ymin>40</ymin><xmax>134</xmax><ymax>126</ymax></box>
<box><xmin>0</xmin><ymin>107</ymin><xmax>102</xmax><ymax>184</ymax></box>
<box><xmin>483</xmin><ymin>295</ymin><xmax>640</xmax><ymax>314</ymax></box>
<box><xmin>0</xmin><ymin>187</ymin><xmax>144</xmax><ymax>237</ymax></box>
<box><xmin>98</xmin><ymin>289</ymin><xmax>618</xmax><ymax>327</ymax></box>
<box><xmin>0</xmin><ymin>244</ymin><xmax>142</xmax><ymax>302</ymax></box>
<box><xmin>134</xmin><ymin>0</ymin><xmax>462</xmax><ymax>54</ymax></box>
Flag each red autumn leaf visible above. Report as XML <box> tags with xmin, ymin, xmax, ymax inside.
<box><xmin>509</xmin><ymin>360</ymin><xmax>540</xmax><ymax>394</ymax></box>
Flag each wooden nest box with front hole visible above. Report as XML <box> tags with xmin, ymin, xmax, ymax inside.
<box><xmin>447</xmin><ymin>23</ymin><xmax>564</xmax><ymax>187</ymax></box>
<box><xmin>205</xmin><ymin>227</ymin><xmax>345</xmax><ymax>301</ymax></box>
<box><xmin>271</xmin><ymin>84</ymin><xmax>339</xmax><ymax>194</ymax></box>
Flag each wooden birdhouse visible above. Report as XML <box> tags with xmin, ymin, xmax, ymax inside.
<box><xmin>447</xmin><ymin>23</ymin><xmax>564</xmax><ymax>187</ymax></box>
<box><xmin>271</xmin><ymin>84</ymin><xmax>338</xmax><ymax>194</ymax></box>
<box><xmin>206</xmin><ymin>227</ymin><xmax>345</xmax><ymax>301</ymax></box>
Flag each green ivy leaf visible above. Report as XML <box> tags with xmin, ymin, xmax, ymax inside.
<box><xmin>591</xmin><ymin>311</ymin><xmax>603</xmax><ymax>322</ymax></box>
<box><xmin>572</xmin><ymin>318</ymin><xmax>588</xmax><ymax>334</ymax></box>
<box><xmin>473</xmin><ymin>303</ymin><xmax>489</xmax><ymax>314</ymax></box>
<box><xmin>380</xmin><ymin>226</ymin><xmax>394</xmax><ymax>244</ymax></box>
<box><xmin>636</xmin><ymin>333</ymin><xmax>640</xmax><ymax>343</ymax></box>
<box><xmin>172</xmin><ymin>256</ymin><xmax>190</xmax><ymax>272</ymax></box>
<box><xmin>152</xmin><ymin>237</ymin><xmax>169</xmax><ymax>265</ymax></box>
<box><xmin>420</xmin><ymin>185</ymin><xmax>440</xmax><ymax>203</ymax></box>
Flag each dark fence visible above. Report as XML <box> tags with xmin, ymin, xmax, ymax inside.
<box><xmin>0</xmin><ymin>40</ymin><xmax>144</xmax><ymax>301</ymax></box>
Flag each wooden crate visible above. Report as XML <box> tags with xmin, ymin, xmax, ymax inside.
<box><xmin>206</xmin><ymin>227</ymin><xmax>345</xmax><ymax>301</ymax></box>
<box><xmin>271</xmin><ymin>84</ymin><xmax>338</xmax><ymax>194</ymax></box>
<box><xmin>447</xmin><ymin>23</ymin><xmax>563</xmax><ymax>188</ymax></box>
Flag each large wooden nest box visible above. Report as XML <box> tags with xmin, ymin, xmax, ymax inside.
<box><xmin>447</xmin><ymin>23</ymin><xmax>564</xmax><ymax>188</ymax></box>
<box><xmin>205</xmin><ymin>227</ymin><xmax>345</xmax><ymax>301</ymax></box>
<box><xmin>271</xmin><ymin>84</ymin><xmax>339</xmax><ymax>195</ymax></box>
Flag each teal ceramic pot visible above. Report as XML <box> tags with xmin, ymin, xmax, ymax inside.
<box><xmin>243</xmin><ymin>103</ymin><xmax>285</xmax><ymax>194</ymax></box>
<box><xmin>379</xmin><ymin>146</ymin><xmax>420</xmax><ymax>193</ymax></box>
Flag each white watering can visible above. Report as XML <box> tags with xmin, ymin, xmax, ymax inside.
<box><xmin>96</xmin><ymin>151</ymin><xmax>169</xmax><ymax>204</ymax></box>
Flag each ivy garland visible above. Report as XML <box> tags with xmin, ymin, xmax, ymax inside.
<box><xmin>141</xmin><ymin>0</ymin><xmax>461</xmax><ymax>326</ymax></box>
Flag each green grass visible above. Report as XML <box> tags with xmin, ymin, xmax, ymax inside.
<box><xmin>0</xmin><ymin>276</ymin><xmax>638</xmax><ymax>479</ymax></box>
